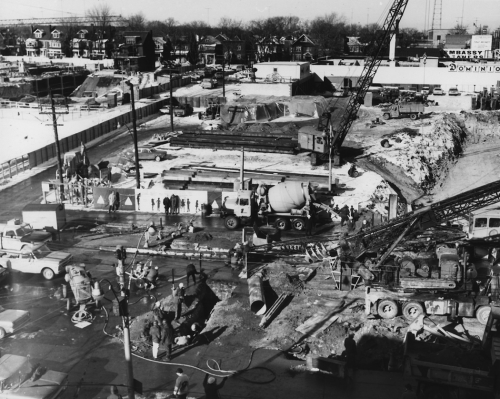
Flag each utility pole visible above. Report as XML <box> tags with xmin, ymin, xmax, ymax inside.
<box><xmin>49</xmin><ymin>88</ymin><xmax>64</xmax><ymax>197</ymax></box>
<box><xmin>122</xmin><ymin>311</ymin><xmax>135</xmax><ymax>399</ymax></box>
<box><xmin>328</xmin><ymin>125</ymin><xmax>333</xmax><ymax>192</ymax></box>
<box><xmin>169</xmin><ymin>69</ymin><xmax>174</xmax><ymax>132</ymax></box>
<box><xmin>222</xmin><ymin>44</ymin><xmax>226</xmax><ymax>98</ymax></box>
<box><xmin>124</xmin><ymin>81</ymin><xmax>141</xmax><ymax>189</ymax></box>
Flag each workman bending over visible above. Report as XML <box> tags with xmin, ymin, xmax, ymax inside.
<box><xmin>203</xmin><ymin>373</ymin><xmax>227</xmax><ymax>399</ymax></box>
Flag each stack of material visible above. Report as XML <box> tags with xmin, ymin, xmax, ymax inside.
<box><xmin>169</xmin><ymin>129</ymin><xmax>299</xmax><ymax>154</ymax></box>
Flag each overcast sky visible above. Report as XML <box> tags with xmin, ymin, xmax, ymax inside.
<box><xmin>2</xmin><ymin>0</ymin><xmax>499</xmax><ymax>32</ymax></box>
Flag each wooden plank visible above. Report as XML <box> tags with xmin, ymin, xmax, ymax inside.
<box><xmin>295</xmin><ymin>300</ymin><xmax>344</xmax><ymax>337</ymax></box>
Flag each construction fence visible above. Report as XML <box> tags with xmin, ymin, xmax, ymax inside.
<box><xmin>2</xmin><ymin>76</ymin><xmax>194</xmax><ymax>181</ymax></box>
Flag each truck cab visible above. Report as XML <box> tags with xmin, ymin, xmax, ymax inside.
<box><xmin>221</xmin><ymin>190</ymin><xmax>254</xmax><ymax>229</ymax></box>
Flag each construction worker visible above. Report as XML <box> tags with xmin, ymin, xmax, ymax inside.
<box><xmin>172</xmin><ymin>283</ymin><xmax>185</xmax><ymax>320</ymax></box>
<box><xmin>146</xmin><ymin>266</ymin><xmax>159</xmax><ymax>289</ymax></box>
<box><xmin>150</xmin><ymin>320</ymin><xmax>161</xmax><ymax>359</ymax></box>
<box><xmin>108</xmin><ymin>191</ymin><xmax>116</xmax><ymax>213</ymax></box>
<box><xmin>186</xmin><ymin>263</ymin><xmax>198</xmax><ymax>286</ymax></box>
<box><xmin>173</xmin><ymin>368</ymin><xmax>190</xmax><ymax>399</ymax></box>
<box><xmin>343</xmin><ymin>333</ymin><xmax>357</xmax><ymax>380</ymax></box>
<box><xmin>203</xmin><ymin>373</ymin><xmax>227</xmax><ymax>399</ymax></box>
<box><xmin>161</xmin><ymin>319</ymin><xmax>175</xmax><ymax>361</ymax></box>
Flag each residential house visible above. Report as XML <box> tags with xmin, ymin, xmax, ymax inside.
<box><xmin>256</xmin><ymin>36</ymin><xmax>283</xmax><ymax>62</ymax></box>
<box><xmin>25</xmin><ymin>28</ymin><xmax>45</xmax><ymax>57</ymax></box>
<box><xmin>153</xmin><ymin>36</ymin><xmax>166</xmax><ymax>62</ymax></box>
<box><xmin>198</xmin><ymin>35</ymin><xmax>222</xmax><ymax>65</ymax></box>
<box><xmin>114</xmin><ymin>30</ymin><xmax>156</xmax><ymax>72</ymax></box>
<box><xmin>172</xmin><ymin>36</ymin><xmax>190</xmax><ymax>64</ymax></box>
<box><xmin>346</xmin><ymin>37</ymin><xmax>366</xmax><ymax>54</ymax></box>
<box><xmin>291</xmin><ymin>34</ymin><xmax>316</xmax><ymax>61</ymax></box>
<box><xmin>23</xmin><ymin>27</ymin><xmax>65</xmax><ymax>58</ymax></box>
<box><xmin>72</xmin><ymin>29</ymin><xmax>92</xmax><ymax>58</ymax></box>
<box><xmin>215</xmin><ymin>33</ymin><xmax>247</xmax><ymax>65</ymax></box>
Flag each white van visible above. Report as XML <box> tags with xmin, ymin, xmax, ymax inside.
<box><xmin>469</xmin><ymin>211</ymin><xmax>500</xmax><ymax>238</ymax></box>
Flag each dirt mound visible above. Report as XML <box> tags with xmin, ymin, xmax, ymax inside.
<box><xmin>366</xmin><ymin>113</ymin><xmax>467</xmax><ymax>198</ymax></box>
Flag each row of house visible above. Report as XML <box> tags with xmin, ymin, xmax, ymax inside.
<box><xmin>1</xmin><ymin>25</ymin><xmax>371</xmax><ymax>71</ymax></box>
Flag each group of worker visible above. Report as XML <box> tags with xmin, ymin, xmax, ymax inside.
<box><xmin>332</xmin><ymin>203</ymin><xmax>363</xmax><ymax>231</ymax></box>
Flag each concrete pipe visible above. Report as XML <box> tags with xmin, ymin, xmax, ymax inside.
<box><xmin>248</xmin><ymin>272</ymin><xmax>266</xmax><ymax>315</ymax></box>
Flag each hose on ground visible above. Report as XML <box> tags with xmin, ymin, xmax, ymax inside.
<box><xmin>101</xmin><ymin>306</ymin><xmax>276</xmax><ymax>383</ymax></box>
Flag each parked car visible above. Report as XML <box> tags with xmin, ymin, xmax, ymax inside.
<box><xmin>127</xmin><ymin>147</ymin><xmax>167</xmax><ymax>162</ymax></box>
<box><xmin>448</xmin><ymin>87</ymin><xmax>461</xmax><ymax>96</ymax></box>
<box><xmin>201</xmin><ymin>78</ymin><xmax>218</xmax><ymax>89</ymax></box>
<box><xmin>421</xmin><ymin>86</ymin><xmax>432</xmax><ymax>95</ymax></box>
<box><xmin>95</xmin><ymin>89</ymin><xmax>123</xmax><ymax>104</ymax></box>
<box><xmin>174</xmin><ymin>104</ymin><xmax>194</xmax><ymax>117</ymax></box>
<box><xmin>433</xmin><ymin>87</ymin><xmax>444</xmax><ymax>95</ymax></box>
<box><xmin>0</xmin><ymin>354</ymin><xmax>68</xmax><ymax>399</ymax></box>
<box><xmin>0</xmin><ymin>244</ymin><xmax>72</xmax><ymax>280</ymax></box>
<box><xmin>0</xmin><ymin>308</ymin><xmax>30</xmax><ymax>339</ymax></box>
<box><xmin>115</xmin><ymin>156</ymin><xmax>141</xmax><ymax>173</ymax></box>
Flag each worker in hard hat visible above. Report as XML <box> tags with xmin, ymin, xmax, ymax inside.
<box><xmin>203</xmin><ymin>373</ymin><xmax>227</xmax><ymax>399</ymax></box>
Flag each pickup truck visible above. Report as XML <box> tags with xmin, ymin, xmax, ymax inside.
<box><xmin>0</xmin><ymin>354</ymin><xmax>68</xmax><ymax>399</ymax></box>
<box><xmin>0</xmin><ymin>244</ymin><xmax>72</xmax><ymax>280</ymax></box>
<box><xmin>0</xmin><ymin>219</ymin><xmax>52</xmax><ymax>252</ymax></box>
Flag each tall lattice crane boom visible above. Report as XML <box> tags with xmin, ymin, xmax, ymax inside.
<box><xmin>347</xmin><ymin>180</ymin><xmax>500</xmax><ymax>264</ymax></box>
<box><xmin>331</xmin><ymin>0</ymin><xmax>410</xmax><ymax>156</ymax></box>
<box><xmin>0</xmin><ymin>16</ymin><xmax>128</xmax><ymax>27</ymax></box>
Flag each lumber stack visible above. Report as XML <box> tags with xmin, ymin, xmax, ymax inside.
<box><xmin>169</xmin><ymin>129</ymin><xmax>299</xmax><ymax>154</ymax></box>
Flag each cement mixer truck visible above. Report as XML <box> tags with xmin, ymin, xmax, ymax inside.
<box><xmin>221</xmin><ymin>181</ymin><xmax>318</xmax><ymax>231</ymax></box>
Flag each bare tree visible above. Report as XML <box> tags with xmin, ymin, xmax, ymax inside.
<box><xmin>218</xmin><ymin>17</ymin><xmax>243</xmax><ymax>30</ymax></box>
<box><xmin>164</xmin><ymin>18</ymin><xmax>178</xmax><ymax>30</ymax></box>
<box><xmin>449</xmin><ymin>24</ymin><xmax>468</xmax><ymax>35</ymax></box>
<box><xmin>86</xmin><ymin>4</ymin><xmax>113</xmax><ymax>32</ymax></box>
<box><xmin>128</xmin><ymin>12</ymin><xmax>147</xmax><ymax>31</ymax></box>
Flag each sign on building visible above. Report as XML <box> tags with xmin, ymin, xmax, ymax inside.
<box><xmin>444</xmin><ymin>49</ymin><xmax>487</xmax><ymax>59</ymax></box>
<box><xmin>471</xmin><ymin>35</ymin><xmax>492</xmax><ymax>51</ymax></box>
<box><xmin>449</xmin><ymin>63</ymin><xmax>500</xmax><ymax>73</ymax></box>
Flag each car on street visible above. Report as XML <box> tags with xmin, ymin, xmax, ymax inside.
<box><xmin>432</xmin><ymin>87</ymin><xmax>444</xmax><ymax>95</ymax></box>
<box><xmin>0</xmin><ymin>308</ymin><xmax>30</xmax><ymax>339</ymax></box>
<box><xmin>126</xmin><ymin>147</ymin><xmax>167</xmax><ymax>162</ymax></box>
<box><xmin>0</xmin><ymin>244</ymin><xmax>72</xmax><ymax>280</ymax></box>
<box><xmin>421</xmin><ymin>86</ymin><xmax>432</xmax><ymax>95</ymax></box>
<box><xmin>114</xmin><ymin>156</ymin><xmax>141</xmax><ymax>173</ymax></box>
<box><xmin>201</xmin><ymin>78</ymin><xmax>217</xmax><ymax>89</ymax></box>
<box><xmin>174</xmin><ymin>104</ymin><xmax>194</xmax><ymax>117</ymax></box>
<box><xmin>0</xmin><ymin>354</ymin><xmax>68</xmax><ymax>399</ymax></box>
<box><xmin>448</xmin><ymin>87</ymin><xmax>461</xmax><ymax>96</ymax></box>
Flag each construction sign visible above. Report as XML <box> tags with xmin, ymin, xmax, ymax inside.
<box><xmin>93</xmin><ymin>188</ymin><xmax>136</xmax><ymax>211</ymax></box>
